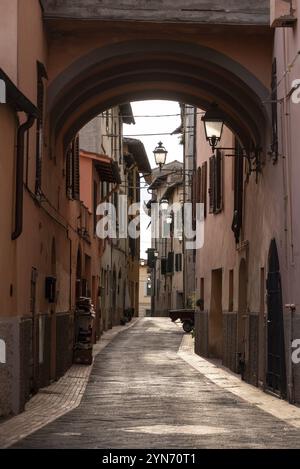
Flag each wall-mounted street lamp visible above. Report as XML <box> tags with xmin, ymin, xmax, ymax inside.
<box><xmin>160</xmin><ymin>198</ymin><xmax>169</xmax><ymax>212</ymax></box>
<box><xmin>166</xmin><ymin>214</ymin><xmax>173</xmax><ymax>225</ymax></box>
<box><xmin>201</xmin><ymin>103</ymin><xmax>224</xmax><ymax>152</ymax></box>
<box><xmin>202</xmin><ymin>103</ymin><xmax>261</xmax><ymax>180</ymax></box>
<box><xmin>153</xmin><ymin>141</ymin><xmax>168</xmax><ymax>170</ymax></box>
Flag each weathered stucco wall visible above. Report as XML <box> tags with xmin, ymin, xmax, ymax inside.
<box><xmin>0</xmin><ymin>0</ymin><xmax>18</xmax><ymax>83</ymax></box>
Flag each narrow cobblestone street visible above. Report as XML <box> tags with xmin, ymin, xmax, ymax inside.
<box><xmin>10</xmin><ymin>319</ymin><xmax>300</xmax><ymax>449</ymax></box>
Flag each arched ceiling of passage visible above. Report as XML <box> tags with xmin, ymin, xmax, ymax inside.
<box><xmin>46</xmin><ymin>40</ymin><xmax>271</xmax><ymax>152</ymax></box>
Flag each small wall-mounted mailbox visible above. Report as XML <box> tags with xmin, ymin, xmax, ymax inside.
<box><xmin>45</xmin><ymin>276</ymin><xmax>56</xmax><ymax>303</ymax></box>
<box><xmin>0</xmin><ymin>79</ymin><xmax>6</xmax><ymax>104</ymax></box>
<box><xmin>0</xmin><ymin>339</ymin><xmax>6</xmax><ymax>364</ymax></box>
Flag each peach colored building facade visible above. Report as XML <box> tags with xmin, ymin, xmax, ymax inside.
<box><xmin>0</xmin><ymin>2</ymin><xmax>148</xmax><ymax>416</ymax></box>
<box><xmin>1</xmin><ymin>0</ymin><xmax>300</xmax><ymax>417</ymax></box>
<box><xmin>194</xmin><ymin>1</ymin><xmax>300</xmax><ymax>404</ymax></box>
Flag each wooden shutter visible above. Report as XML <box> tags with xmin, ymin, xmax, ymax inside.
<box><xmin>66</xmin><ymin>145</ymin><xmax>73</xmax><ymax>199</ymax></box>
<box><xmin>147</xmin><ymin>249</ymin><xmax>155</xmax><ymax>268</ymax></box>
<box><xmin>175</xmin><ymin>253</ymin><xmax>182</xmax><ymax>272</ymax></box>
<box><xmin>271</xmin><ymin>58</ymin><xmax>278</xmax><ymax>163</ymax></box>
<box><xmin>196</xmin><ymin>167</ymin><xmax>202</xmax><ymax>204</ymax></box>
<box><xmin>129</xmin><ymin>237</ymin><xmax>136</xmax><ymax>258</ymax></box>
<box><xmin>167</xmin><ymin>252</ymin><xmax>174</xmax><ymax>274</ymax></box>
<box><xmin>93</xmin><ymin>181</ymin><xmax>98</xmax><ymax>234</ymax></box>
<box><xmin>215</xmin><ymin>150</ymin><xmax>223</xmax><ymax>212</ymax></box>
<box><xmin>161</xmin><ymin>258</ymin><xmax>167</xmax><ymax>275</ymax></box>
<box><xmin>191</xmin><ymin>172</ymin><xmax>197</xmax><ymax>228</ymax></box>
<box><xmin>201</xmin><ymin>162</ymin><xmax>207</xmax><ymax>218</ymax></box>
<box><xmin>72</xmin><ymin>136</ymin><xmax>80</xmax><ymax>200</ymax></box>
<box><xmin>209</xmin><ymin>155</ymin><xmax>215</xmax><ymax>213</ymax></box>
<box><xmin>35</xmin><ymin>62</ymin><xmax>47</xmax><ymax>194</ymax></box>
<box><xmin>232</xmin><ymin>141</ymin><xmax>244</xmax><ymax>243</ymax></box>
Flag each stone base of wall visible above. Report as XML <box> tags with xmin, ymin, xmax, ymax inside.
<box><xmin>194</xmin><ymin>310</ymin><xmax>209</xmax><ymax>358</ymax></box>
<box><xmin>56</xmin><ymin>313</ymin><xmax>73</xmax><ymax>379</ymax></box>
<box><xmin>0</xmin><ymin>317</ymin><xmax>34</xmax><ymax>417</ymax></box>
<box><xmin>0</xmin><ymin>312</ymin><xmax>73</xmax><ymax>419</ymax></box>
<box><xmin>19</xmin><ymin>318</ymin><xmax>33</xmax><ymax>410</ymax></box>
<box><xmin>244</xmin><ymin>313</ymin><xmax>259</xmax><ymax>387</ymax></box>
<box><xmin>223</xmin><ymin>312</ymin><xmax>238</xmax><ymax>373</ymax></box>
<box><xmin>0</xmin><ymin>318</ymin><xmax>20</xmax><ymax>417</ymax></box>
<box><xmin>292</xmin><ymin>312</ymin><xmax>300</xmax><ymax>404</ymax></box>
<box><xmin>38</xmin><ymin>314</ymin><xmax>51</xmax><ymax>389</ymax></box>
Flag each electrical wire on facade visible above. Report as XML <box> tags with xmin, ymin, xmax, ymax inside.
<box><xmin>98</xmin><ymin>111</ymin><xmax>205</xmax><ymax>119</ymax></box>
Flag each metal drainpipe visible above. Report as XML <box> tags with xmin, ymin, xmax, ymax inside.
<box><xmin>283</xmin><ymin>28</ymin><xmax>295</xmax><ymax>403</ymax></box>
<box><xmin>182</xmin><ymin>108</ymin><xmax>186</xmax><ymax>308</ymax></box>
<box><xmin>12</xmin><ymin>113</ymin><xmax>36</xmax><ymax>240</ymax></box>
<box><xmin>193</xmin><ymin>106</ymin><xmax>197</xmax><ymax>296</ymax></box>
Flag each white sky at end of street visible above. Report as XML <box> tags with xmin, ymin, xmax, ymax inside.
<box><xmin>123</xmin><ymin>100</ymin><xmax>184</xmax><ymax>259</ymax></box>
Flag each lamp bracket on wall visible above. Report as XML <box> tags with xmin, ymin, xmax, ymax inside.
<box><xmin>216</xmin><ymin>146</ymin><xmax>262</xmax><ymax>183</ymax></box>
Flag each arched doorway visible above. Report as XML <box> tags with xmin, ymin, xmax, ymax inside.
<box><xmin>237</xmin><ymin>258</ymin><xmax>247</xmax><ymax>376</ymax></box>
<box><xmin>266</xmin><ymin>239</ymin><xmax>287</xmax><ymax>397</ymax></box>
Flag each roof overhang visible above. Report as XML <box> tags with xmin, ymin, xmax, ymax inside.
<box><xmin>123</xmin><ymin>137</ymin><xmax>152</xmax><ymax>183</ymax></box>
<box><xmin>80</xmin><ymin>150</ymin><xmax>121</xmax><ymax>184</ymax></box>
<box><xmin>161</xmin><ymin>181</ymin><xmax>183</xmax><ymax>200</ymax></box>
<box><xmin>119</xmin><ymin>102</ymin><xmax>135</xmax><ymax>125</ymax></box>
<box><xmin>148</xmin><ymin>174</ymin><xmax>168</xmax><ymax>191</ymax></box>
<box><xmin>0</xmin><ymin>68</ymin><xmax>38</xmax><ymax>117</ymax></box>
